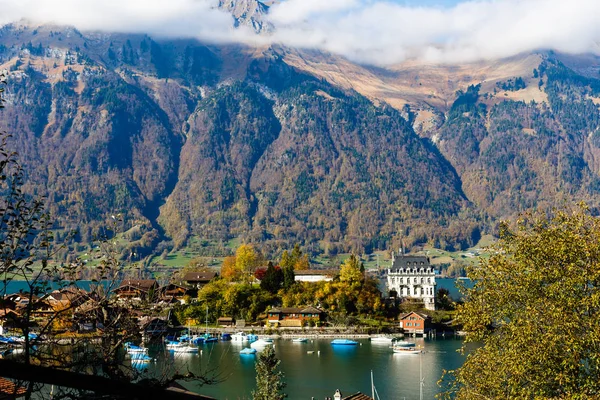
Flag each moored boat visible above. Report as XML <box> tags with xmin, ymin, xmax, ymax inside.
<box><xmin>250</xmin><ymin>338</ymin><xmax>274</xmax><ymax>349</ymax></box>
<box><xmin>370</xmin><ymin>335</ymin><xmax>395</xmax><ymax>344</ymax></box>
<box><xmin>331</xmin><ymin>339</ymin><xmax>358</xmax><ymax>346</ymax></box>
<box><xmin>239</xmin><ymin>347</ymin><xmax>257</xmax><ymax>355</ymax></box>
<box><xmin>292</xmin><ymin>338</ymin><xmax>308</xmax><ymax>343</ymax></box>
<box><xmin>171</xmin><ymin>345</ymin><xmax>199</xmax><ymax>354</ymax></box>
<box><xmin>392</xmin><ymin>341</ymin><xmax>421</xmax><ymax>354</ymax></box>
<box><xmin>125</xmin><ymin>343</ymin><xmax>148</xmax><ymax>354</ymax></box>
<box><xmin>231</xmin><ymin>332</ymin><xmax>248</xmax><ymax>342</ymax></box>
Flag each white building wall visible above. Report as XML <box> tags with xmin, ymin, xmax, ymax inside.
<box><xmin>387</xmin><ymin>266</ymin><xmax>437</xmax><ymax>311</ymax></box>
<box><xmin>294</xmin><ymin>275</ymin><xmax>334</xmax><ymax>283</ymax></box>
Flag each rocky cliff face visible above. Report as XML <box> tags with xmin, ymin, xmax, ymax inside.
<box><xmin>218</xmin><ymin>0</ymin><xmax>274</xmax><ymax>33</ymax></box>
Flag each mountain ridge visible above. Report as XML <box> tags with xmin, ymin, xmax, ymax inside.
<box><xmin>1</xmin><ymin>21</ymin><xmax>600</xmax><ymax>258</ymax></box>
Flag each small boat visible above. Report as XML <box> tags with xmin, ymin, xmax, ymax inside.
<box><xmin>247</xmin><ymin>334</ymin><xmax>259</xmax><ymax>342</ymax></box>
<box><xmin>166</xmin><ymin>340</ymin><xmax>187</xmax><ymax>349</ymax></box>
<box><xmin>125</xmin><ymin>343</ymin><xmax>148</xmax><ymax>354</ymax></box>
<box><xmin>171</xmin><ymin>345</ymin><xmax>199</xmax><ymax>354</ymax></box>
<box><xmin>231</xmin><ymin>332</ymin><xmax>248</xmax><ymax>342</ymax></box>
<box><xmin>240</xmin><ymin>347</ymin><xmax>257</xmax><ymax>355</ymax></box>
<box><xmin>190</xmin><ymin>336</ymin><xmax>205</xmax><ymax>345</ymax></box>
<box><xmin>292</xmin><ymin>338</ymin><xmax>308</xmax><ymax>343</ymax></box>
<box><xmin>370</xmin><ymin>335</ymin><xmax>395</xmax><ymax>344</ymax></box>
<box><xmin>221</xmin><ymin>333</ymin><xmax>232</xmax><ymax>341</ymax></box>
<box><xmin>250</xmin><ymin>338</ymin><xmax>274</xmax><ymax>349</ymax></box>
<box><xmin>331</xmin><ymin>339</ymin><xmax>358</xmax><ymax>346</ymax></box>
<box><xmin>392</xmin><ymin>341</ymin><xmax>421</xmax><ymax>354</ymax></box>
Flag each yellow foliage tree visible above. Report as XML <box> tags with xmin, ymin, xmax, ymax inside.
<box><xmin>235</xmin><ymin>244</ymin><xmax>258</xmax><ymax>282</ymax></box>
<box><xmin>221</xmin><ymin>256</ymin><xmax>240</xmax><ymax>281</ymax></box>
<box><xmin>339</xmin><ymin>254</ymin><xmax>363</xmax><ymax>285</ymax></box>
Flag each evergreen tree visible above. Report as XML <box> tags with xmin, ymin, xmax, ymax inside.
<box><xmin>260</xmin><ymin>262</ymin><xmax>283</xmax><ymax>294</ymax></box>
<box><xmin>252</xmin><ymin>346</ymin><xmax>286</xmax><ymax>400</ymax></box>
<box><xmin>283</xmin><ymin>265</ymin><xmax>295</xmax><ymax>289</ymax></box>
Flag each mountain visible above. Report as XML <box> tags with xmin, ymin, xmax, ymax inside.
<box><xmin>218</xmin><ymin>0</ymin><xmax>274</xmax><ymax>33</ymax></box>
<box><xmin>1</xmin><ymin>19</ymin><xmax>600</xmax><ymax>259</ymax></box>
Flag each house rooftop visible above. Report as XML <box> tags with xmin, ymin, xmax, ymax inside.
<box><xmin>117</xmin><ymin>279</ymin><xmax>158</xmax><ymax>292</ymax></box>
<box><xmin>183</xmin><ymin>271</ymin><xmax>217</xmax><ymax>282</ymax></box>
<box><xmin>294</xmin><ymin>269</ymin><xmax>338</xmax><ymax>276</ymax></box>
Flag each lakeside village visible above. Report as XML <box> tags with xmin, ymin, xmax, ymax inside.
<box><xmin>0</xmin><ymin>244</ymin><xmax>457</xmax><ymax>344</ymax></box>
<box><xmin>0</xmin><ymin>245</ymin><xmax>458</xmax><ymax>398</ymax></box>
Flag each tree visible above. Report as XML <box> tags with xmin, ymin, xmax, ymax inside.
<box><xmin>221</xmin><ymin>256</ymin><xmax>240</xmax><ymax>281</ymax></box>
<box><xmin>260</xmin><ymin>262</ymin><xmax>283</xmax><ymax>294</ymax></box>
<box><xmin>282</xmin><ymin>265</ymin><xmax>295</xmax><ymax>289</ymax></box>
<box><xmin>339</xmin><ymin>254</ymin><xmax>363</xmax><ymax>285</ymax></box>
<box><xmin>252</xmin><ymin>346</ymin><xmax>286</xmax><ymax>400</ymax></box>
<box><xmin>440</xmin><ymin>206</ymin><xmax>600</xmax><ymax>399</ymax></box>
<box><xmin>235</xmin><ymin>244</ymin><xmax>257</xmax><ymax>281</ymax></box>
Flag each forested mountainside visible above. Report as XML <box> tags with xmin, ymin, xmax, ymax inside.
<box><xmin>1</xmin><ymin>20</ymin><xmax>600</xmax><ymax>258</ymax></box>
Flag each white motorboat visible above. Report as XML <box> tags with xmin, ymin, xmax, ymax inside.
<box><xmin>392</xmin><ymin>341</ymin><xmax>421</xmax><ymax>354</ymax></box>
<box><xmin>171</xmin><ymin>345</ymin><xmax>199</xmax><ymax>354</ymax></box>
<box><xmin>370</xmin><ymin>335</ymin><xmax>395</xmax><ymax>344</ymax></box>
<box><xmin>231</xmin><ymin>332</ymin><xmax>248</xmax><ymax>343</ymax></box>
<box><xmin>250</xmin><ymin>338</ymin><xmax>274</xmax><ymax>349</ymax></box>
<box><xmin>292</xmin><ymin>338</ymin><xmax>308</xmax><ymax>343</ymax></box>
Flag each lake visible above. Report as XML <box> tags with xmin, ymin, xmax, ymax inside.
<box><xmin>140</xmin><ymin>337</ymin><xmax>468</xmax><ymax>400</ymax></box>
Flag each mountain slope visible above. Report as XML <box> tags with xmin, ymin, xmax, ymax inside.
<box><xmin>2</xmin><ymin>20</ymin><xmax>600</xmax><ymax>257</ymax></box>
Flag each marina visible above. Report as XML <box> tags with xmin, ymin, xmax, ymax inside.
<box><xmin>135</xmin><ymin>337</ymin><xmax>467</xmax><ymax>399</ymax></box>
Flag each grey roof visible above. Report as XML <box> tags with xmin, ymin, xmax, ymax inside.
<box><xmin>391</xmin><ymin>255</ymin><xmax>430</xmax><ymax>269</ymax></box>
<box><xmin>183</xmin><ymin>271</ymin><xmax>217</xmax><ymax>282</ymax></box>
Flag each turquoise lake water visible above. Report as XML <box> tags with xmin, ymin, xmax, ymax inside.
<box><xmin>139</xmin><ymin>337</ymin><xmax>468</xmax><ymax>400</ymax></box>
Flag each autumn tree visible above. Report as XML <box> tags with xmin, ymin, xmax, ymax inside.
<box><xmin>339</xmin><ymin>254</ymin><xmax>363</xmax><ymax>285</ymax></box>
<box><xmin>221</xmin><ymin>256</ymin><xmax>240</xmax><ymax>281</ymax></box>
<box><xmin>440</xmin><ymin>206</ymin><xmax>600</xmax><ymax>399</ymax></box>
<box><xmin>252</xmin><ymin>346</ymin><xmax>286</xmax><ymax>400</ymax></box>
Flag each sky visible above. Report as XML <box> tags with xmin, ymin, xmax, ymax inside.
<box><xmin>1</xmin><ymin>0</ymin><xmax>600</xmax><ymax>66</ymax></box>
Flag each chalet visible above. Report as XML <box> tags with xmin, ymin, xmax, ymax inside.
<box><xmin>183</xmin><ymin>271</ymin><xmax>217</xmax><ymax>290</ymax></box>
<box><xmin>332</xmin><ymin>389</ymin><xmax>374</xmax><ymax>400</ymax></box>
<box><xmin>399</xmin><ymin>311</ymin><xmax>432</xmax><ymax>335</ymax></box>
<box><xmin>267</xmin><ymin>306</ymin><xmax>324</xmax><ymax>327</ymax></box>
<box><xmin>159</xmin><ymin>283</ymin><xmax>192</xmax><ymax>304</ymax></box>
<box><xmin>43</xmin><ymin>287</ymin><xmax>88</xmax><ymax>312</ymax></box>
<box><xmin>294</xmin><ymin>269</ymin><xmax>337</xmax><ymax>283</ymax></box>
<box><xmin>217</xmin><ymin>317</ymin><xmax>235</xmax><ymax>327</ymax></box>
<box><xmin>115</xmin><ymin>279</ymin><xmax>159</xmax><ymax>301</ymax></box>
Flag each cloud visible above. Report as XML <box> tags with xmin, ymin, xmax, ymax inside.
<box><xmin>267</xmin><ymin>0</ymin><xmax>600</xmax><ymax>64</ymax></box>
<box><xmin>2</xmin><ymin>0</ymin><xmax>600</xmax><ymax>65</ymax></box>
<box><xmin>0</xmin><ymin>0</ymin><xmax>262</xmax><ymax>45</ymax></box>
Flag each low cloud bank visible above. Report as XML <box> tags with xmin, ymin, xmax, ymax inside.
<box><xmin>2</xmin><ymin>0</ymin><xmax>600</xmax><ymax>65</ymax></box>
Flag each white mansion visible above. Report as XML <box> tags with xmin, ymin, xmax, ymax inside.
<box><xmin>386</xmin><ymin>252</ymin><xmax>437</xmax><ymax>310</ymax></box>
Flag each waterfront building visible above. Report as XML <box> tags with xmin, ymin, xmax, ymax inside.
<box><xmin>386</xmin><ymin>253</ymin><xmax>436</xmax><ymax>310</ymax></box>
<box><xmin>294</xmin><ymin>269</ymin><xmax>337</xmax><ymax>282</ymax></box>
<box><xmin>399</xmin><ymin>311</ymin><xmax>432</xmax><ymax>335</ymax></box>
<box><xmin>267</xmin><ymin>306</ymin><xmax>324</xmax><ymax>327</ymax></box>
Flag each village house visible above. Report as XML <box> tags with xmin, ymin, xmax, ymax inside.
<box><xmin>386</xmin><ymin>253</ymin><xmax>437</xmax><ymax>310</ymax></box>
<box><xmin>115</xmin><ymin>279</ymin><xmax>159</xmax><ymax>301</ymax></box>
<box><xmin>182</xmin><ymin>271</ymin><xmax>217</xmax><ymax>291</ymax></box>
<box><xmin>159</xmin><ymin>283</ymin><xmax>192</xmax><ymax>304</ymax></box>
<box><xmin>267</xmin><ymin>306</ymin><xmax>324</xmax><ymax>327</ymax></box>
<box><xmin>294</xmin><ymin>269</ymin><xmax>338</xmax><ymax>283</ymax></box>
<box><xmin>399</xmin><ymin>311</ymin><xmax>432</xmax><ymax>335</ymax></box>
